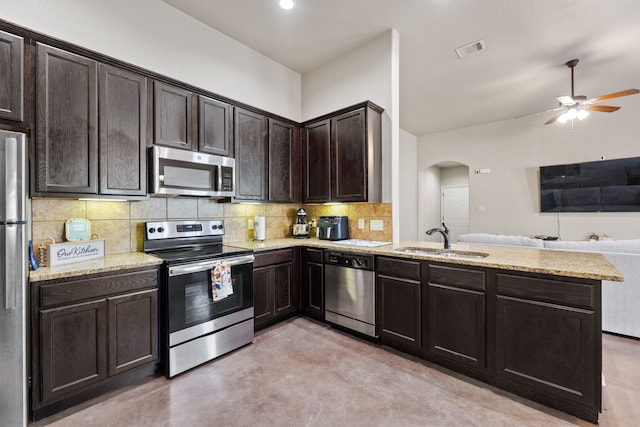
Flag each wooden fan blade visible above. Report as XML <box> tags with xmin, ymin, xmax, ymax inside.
<box><xmin>544</xmin><ymin>112</ymin><xmax>565</xmax><ymax>125</ymax></box>
<box><xmin>556</xmin><ymin>95</ymin><xmax>576</xmax><ymax>106</ymax></box>
<box><xmin>585</xmin><ymin>105</ymin><xmax>621</xmax><ymax>113</ymax></box>
<box><xmin>590</xmin><ymin>89</ymin><xmax>639</xmax><ymax>103</ymax></box>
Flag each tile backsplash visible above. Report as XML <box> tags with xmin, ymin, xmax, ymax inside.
<box><xmin>31</xmin><ymin>199</ymin><xmax>393</xmax><ymax>256</ymax></box>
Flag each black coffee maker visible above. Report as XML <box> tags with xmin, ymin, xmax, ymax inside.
<box><xmin>292</xmin><ymin>208</ymin><xmax>310</xmax><ymax>239</ymax></box>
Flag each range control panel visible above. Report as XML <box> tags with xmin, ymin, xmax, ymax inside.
<box><xmin>145</xmin><ymin>220</ymin><xmax>225</xmax><ymax>240</ymax></box>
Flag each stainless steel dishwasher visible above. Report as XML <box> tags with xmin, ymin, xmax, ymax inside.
<box><xmin>324</xmin><ymin>250</ymin><xmax>377</xmax><ymax>337</ymax></box>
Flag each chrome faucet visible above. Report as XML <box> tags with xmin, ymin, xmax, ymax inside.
<box><xmin>426</xmin><ymin>223</ymin><xmax>451</xmax><ymax>249</ymax></box>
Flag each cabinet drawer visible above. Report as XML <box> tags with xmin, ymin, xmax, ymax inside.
<box><xmin>254</xmin><ymin>249</ymin><xmax>293</xmax><ymax>268</ymax></box>
<box><xmin>496</xmin><ymin>273</ymin><xmax>595</xmax><ymax>309</ymax></box>
<box><xmin>377</xmin><ymin>256</ymin><xmax>421</xmax><ymax>281</ymax></box>
<box><xmin>428</xmin><ymin>264</ymin><xmax>485</xmax><ymax>291</ymax></box>
<box><xmin>40</xmin><ymin>269</ymin><xmax>158</xmax><ymax>308</ymax></box>
<box><xmin>303</xmin><ymin>248</ymin><xmax>323</xmax><ymax>264</ymax></box>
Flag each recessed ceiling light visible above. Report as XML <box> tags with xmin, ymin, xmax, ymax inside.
<box><xmin>280</xmin><ymin>0</ymin><xmax>294</xmax><ymax>10</ymax></box>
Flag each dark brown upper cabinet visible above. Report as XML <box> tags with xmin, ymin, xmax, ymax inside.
<box><xmin>35</xmin><ymin>43</ymin><xmax>99</xmax><ymax>194</ymax></box>
<box><xmin>34</xmin><ymin>44</ymin><xmax>148</xmax><ymax>198</ymax></box>
<box><xmin>98</xmin><ymin>64</ymin><xmax>148</xmax><ymax>196</ymax></box>
<box><xmin>0</xmin><ymin>29</ymin><xmax>23</xmax><ymax>122</ymax></box>
<box><xmin>302</xmin><ymin>102</ymin><xmax>383</xmax><ymax>203</ymax></box>
<box><xmin>234</xmin><ymin>108</ymin><xmax>268</xmax><ymax>201</ymax></box>
<box><xmin>153</xmin><ymin>81</ymin><xmax>193</xmax><ymax>150</ymax></box>
<box><xmin>199</xmin><ymin>95</ymin><xmax>233</xmax><ymax>156</ymax></box>
<box><xmin>268</xmin><ymin>118</ymin><xmax>300</xmax><ymax>203</ymax></box>
<box><xmin>302</xmin><ymin>119</ymin><xmax>331</xmax><ymax>203</ymax></box>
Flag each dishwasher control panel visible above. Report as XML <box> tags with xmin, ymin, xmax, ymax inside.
<box><xmin>324</xmin><ymin>251</ymin><xmax>374</xmax><ymax>270</ymax></box>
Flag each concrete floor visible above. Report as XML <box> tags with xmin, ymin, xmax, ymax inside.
<box><xmin>33</xmin><ymin>317</ymin><xmax>640</xmax><ymax>426</ymax></box>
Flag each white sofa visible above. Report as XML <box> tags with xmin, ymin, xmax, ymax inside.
<box><xmin>458</xmin><ymin>233</ymin><xmax>640</xmax><ymax>339</ymax></box>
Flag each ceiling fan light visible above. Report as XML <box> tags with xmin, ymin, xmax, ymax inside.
<box><xmin>557</xmin><ymin>113</ymin><xmax>569</xmax><ymax>124</ymax></box>
<box><xmin>577</xmin><ymin>109</ymin><xmax>590</xmax><ymax>120</ymax></box>
<box><xmin>279</xmin><ymin>0</ymin><xmax>294</xmax><ymax>9</ymax></box>
<box><xmin>566</xmin><ymin>108</ymin><xmax>578</xmax><ymax>120</ymax></box>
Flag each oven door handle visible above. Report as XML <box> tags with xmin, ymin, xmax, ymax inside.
<box><xmin>168</xmin><ymin>254</ymin><xmax>255</xmax><ymax>277</ymax></box>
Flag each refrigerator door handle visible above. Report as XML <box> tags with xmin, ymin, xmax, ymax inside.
<box><xmin>4</xmin><ymin>225</ymin><xmax>20</xmax><ymax>310</ymax></box>
<box><xmin>4</xmin><ymin>137</ymin><xmax>21</xmax><ymax>221</ymax></box>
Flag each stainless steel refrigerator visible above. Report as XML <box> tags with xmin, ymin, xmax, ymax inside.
<box><xmin>0</xmin><ymin>130</ymin><xmax>28</xmax><ymax>426</ymax></box>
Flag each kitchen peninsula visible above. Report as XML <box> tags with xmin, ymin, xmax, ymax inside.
<box><xmin>238</xmin><ymin>238</ymin><xmax>622</xmax><ymax>424</ymax></box>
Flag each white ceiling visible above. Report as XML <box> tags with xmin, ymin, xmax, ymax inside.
<box><xmin>163</xmin><ymin>0</ymin><xmax>640</xmax><ymax>136</ymax></box>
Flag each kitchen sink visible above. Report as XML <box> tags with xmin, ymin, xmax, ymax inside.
<box><xmin>393</xmin><ymin>247</ymin><xmax>489</xmax><ymax>259</ymax></box>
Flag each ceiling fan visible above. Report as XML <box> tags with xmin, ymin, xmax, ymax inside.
<box><xmin>543</xmin><ymin>59</ymin><xmax>639</xmax><ymax>125</ymax></box>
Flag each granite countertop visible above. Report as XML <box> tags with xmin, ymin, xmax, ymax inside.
<box><xmin>29</xmin><ymin>252</ymin><xmax>164</xmax><ymax>282</ymax></box>
<box><xmin>29</xmin><ymin>238</ymin><xmax>623</xmax><ymax>283</ymax></box>
<box><xmin>233</xmin><ymin>238</ymin><xmax>624</xmax><ymax>282</ymax></box>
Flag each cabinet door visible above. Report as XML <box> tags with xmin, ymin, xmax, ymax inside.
<box><xmin>378</xmin><ymin>275</ymin><xmax>421</xmax><ymax>352</ymax></box>
<box><xmin>36</xmin><ymin>44</ymin><xmax>98</xmax><ymax>194</ymax></box>
<box><xmin>234</xmin><ymin>108</ymin><xmax>268</xmax><ymax>201</ymax></box>
<box><xmin>495</xmin><ymin>296</ymin><xmax>596</xmax><ymax>405</ymax></box>
<box><xmin>301</xmin><ymin>248</ymin><xmax>324</xmax><ymax>320</ymax></box>
<box><xmin>108</xmin><ymin>289</ymin><xmax>158</xmax><ymax>376</ymax></box>
<box><xmin>40</xmin><ymin>300</ymin><xmax>108</xmax><ymax>404</ymax></box>
<box><xmin>427</xmin><ymin>283</ymin><xmax>485</xmax><ymax>368</ymax></box>
<box><xmin>99</xmin><ymin>64</ymin><xmax>148</xmax><ymax>196</ymax></box>
<box><xmin>302</xmin><ymin>119</ymin><xmax>331</xmax><ymax>203</ymax></box>
<box><xmin>199</xmin><ymin>95</ymin><xmax>232</xmax><ymax>156</ymax></box>
<box><xmin>253</xmin><ymin>266</ymin><xmax>274</xmax><ymax>326</ymax></box>
<box><xmin>273</xmin><ymin>262</ymin><xmax>294</xmax><ymax>315</ymax></box>
<box><xmin>0</xmin><ymin>30</ymin><xmax>23</xmax><ymax>122</ymax></box>
<box><xmin>425</xmin><ymin>264</ymin><xmax>486</xmax><ymax>371</ymax></box>
<box><xmin>153</xmin><ymin>81</ymin><xmax>193</xmax><ymax>150</ymax></box>
<box><xmin>268</xmin><ymin>119</ymin><xmax>299</xmax><ymax>203</ymax></box>
<box><xmin>332</xmin><ymin>108</ymin><xmax>366</xmax><ymax>202</ymax></box>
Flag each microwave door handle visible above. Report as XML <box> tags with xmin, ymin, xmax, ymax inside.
<box><xmin>216</xmin><ymin>165</ymin><xmax>222</xmax><ymax>192</ymax></box>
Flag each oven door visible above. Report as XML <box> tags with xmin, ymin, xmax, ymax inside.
<box><xmin>166</xmin><ymin>254</ymin><xmax>254</xmax><ymax>347</ymax></box>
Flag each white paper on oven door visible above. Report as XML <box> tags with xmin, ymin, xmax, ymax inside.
<box><xmin>210</xmin><ymin>261</ymin><xmax>233</xmax><ymax>301</ymax></box>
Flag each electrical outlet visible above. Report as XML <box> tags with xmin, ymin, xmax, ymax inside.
<box><xmin>370</xmin><ymin>220</ymin><xmax>383</xmax><ymax>231</ymax></box>
<box><xmin>358</xmin><ymin>218</ymin><xmax>365</xmax><ymax>229</ymax></box>
<box><xmin>248</xmin><ymin>219</ymin><xmax>254</xmax><ymax>230</ymax></box>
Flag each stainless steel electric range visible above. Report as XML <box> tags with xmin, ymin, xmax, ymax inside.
<box><xmin>144</xmin><ymin>220</ymin><xmax>254</xmax><ymax>378</ymax></box>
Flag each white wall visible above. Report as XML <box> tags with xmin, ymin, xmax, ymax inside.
<box><xmin>417</xmin><ymin>106</ymin><xmax>640</xmax><ymax>241</ymax></box>
<box><xmin>399</xmin><ymin>128</ymin><xmax>418</xmax><ymax>240</ymax></box>
<box><xmin>301</xmin><ymin>29</ymin><xmax>398</xmax><ymax>218</ymax></box>
<box><xmin>301</xmin><ymin>30</ymin><xmax>394</xmax><ymax>120</ymax></box>
<box><xmin>0</xmin><ymin>0</ymin><xmax>301</xmax><ymax>121</ymax></box>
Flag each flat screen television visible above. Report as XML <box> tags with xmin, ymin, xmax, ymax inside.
<box><xmin>539</xmin><ymin>157</ymin><xmax>640</xmax><ymax>212</ymax></box>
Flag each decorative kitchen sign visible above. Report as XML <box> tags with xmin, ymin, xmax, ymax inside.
<box><xmin>47</xmin><ymin>239</ymin><xmax>105</xmax><ymax>266</ymax></box>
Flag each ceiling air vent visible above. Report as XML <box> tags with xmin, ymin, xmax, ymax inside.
<box><xmin>455</xmin><ymin>40</ymin><xmax>486</xmax><ymax>59</ymax></box>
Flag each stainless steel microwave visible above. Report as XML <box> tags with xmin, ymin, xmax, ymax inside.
<box><xmin>149</xmin><ymin>146</ymin><xmax>235</xmax><ymax>198</ymax></box>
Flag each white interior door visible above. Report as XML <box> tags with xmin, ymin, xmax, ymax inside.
<box><xmin>442</xmin><ymin>186</ymin><xmax>469</xmax><ymax>242</ymax></box>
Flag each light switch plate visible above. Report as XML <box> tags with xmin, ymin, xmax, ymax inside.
<box><xmin>358</xmin><ymin>218</ymin><xmax>365</xmax><ymax>229</ymax></box>
<box><xmin>248</xmin><ymin>219</ymin><xmax>254</xmax><ymax>230</ymax></box>
<box><xmin>370</xmin><ymin>220</ymin><xmax>383</xmax><ymax>231</ymax></box>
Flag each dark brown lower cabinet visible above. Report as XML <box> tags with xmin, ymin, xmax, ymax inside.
<box><xmin>377</xmin><ymin>256</ymin><xmax>422</xmax><ymax>355</ymax></box>
<box><xmin>253</xmin><ymin>248</ymin><xmax>300</xmax><ymax>329</ymax></box>
<box><xmin>424</xmin><ymin>264</ymin><xmax>486</xmax><ymax>373</ymax></box>
<box><xmin>301</xmin><ymin>248</ymin><xmax>324</xmax><ymax>320</ymax></box>
<box><xmin>31</xmin><ymin>267</ymin><xmax>159</xmax><ymax>421</ymax></box>
<box><xmin>494</xmin><ymin>273</ymin><xmax>600</xmax><ymax>423</ymax></box>
<box><xmin>373</xmin><ymin>255</ymin><xmax>601</xmax><ymax>423</ymax></box>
